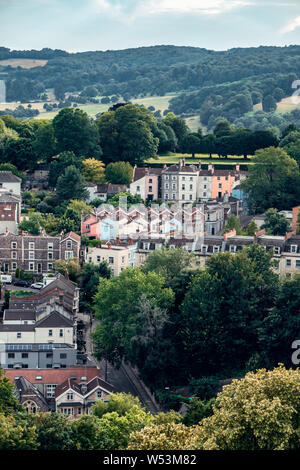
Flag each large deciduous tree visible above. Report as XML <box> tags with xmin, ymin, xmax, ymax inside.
<box><xmin>92</xmin><ymin>268</ymin><xmax>174</xmax><ymax>368</ymax></box>
<box><xmin>258</xmin><ymin>276</ymin><xmax>300</xmax><ymax>369</ymax></box>
<box><xmin>53</xmin><ymin>107</ymin><xmax>102</xmax><ymax>158</ymax></box>
<box><xmin>262</xmin><ymin>208</ymin><xmax>290</xmax><ymax>235</ymax></box>
<box><xmin>56</xmin><ymin>165</ymin><xmax>88</xmax><ymax>205</ymax></box>
<box><xmin>142</xmin><ymin>247</ymin><xmax>194</xmax><ymax>285</ymax></box>
<box><xmin>180</xmin><ymin>246</ymin><xmax>279</xmax><ymax>377</ymax></box>
<box><xmin>96</xmin><ymin>104</ymin><xmax>159</xmax><ymax>165</ymax></box>
<box><xmin>105</xmin><ymin>161</ymin><xmax>133</xmax><ymax>184</ymax></box>
<box><xmin>192</xmin><ymin>366</ymin><xmax>300</xmax><ymax>450</ymax></box>
<box><xmin>82</xmin><ymin>158</ymin><xmax>106</xmax><ymax>184</ymax></box>
<box><xmin>241</xmin><ymin>146</ymin><xmax>300</xmax><ymax>213</ymax></box>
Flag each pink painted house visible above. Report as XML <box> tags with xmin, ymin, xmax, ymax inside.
<box><xmin>130</xmin><ymin>167</ymin><xmax>162</xmax><ymax>202</ymax></box>
<box><xmin>81</xmin><ymin>214</ymin><xmax>101</xmax><ymax>239</ymax></box>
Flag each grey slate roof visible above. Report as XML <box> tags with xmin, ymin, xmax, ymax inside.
<box><xmin>0</xmin><ymin>171</ymin><xmax>21</xmax><ymax>183</ymax></box>
<box><xmin>3</xmin><ymin>310</ymin><xmax>36</xmax><ymax>321</ymax></box>
<box><xmin>0</xmin><ymin>324</ymin><xmax>35</xmax><ymax>332</ymax></box>
<box><xmin>34</xmin><ymin>311</ymin><xmax>74</xmax><ymax>328</ymax></box>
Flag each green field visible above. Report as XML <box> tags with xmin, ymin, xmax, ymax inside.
<box><xmin>35</xmin><ymin>102</ymin><xmax>111</xmax><ymax>120</ymax></box>
<box><xmin>132</xmin><ymin>93</ymin><xmax>177</xmax><ymax>112</ymax></box>
<box><xmin>35</xmin><ymin>93</ymin><xmax>178</xmax><ymax>120</ymax></box>
<box><xmin>1</xmin><ymin>92</ymin><xmax>203</xmax><ymax>132</ymax></box>
<box><xmin>146</xmin><ymin>153</ymin><xmax>252</xmax><ymax>165</ymax></box>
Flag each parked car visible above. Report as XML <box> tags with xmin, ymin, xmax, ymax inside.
<box><xmin>0</xmin><ymin>274</ymin><xmax>12</xmax><ymax>284</ymax></box>
<box><xmin>13</xmin><ymin>279</ymin><xmax>30</xmax><ymax>287</ymax></box>
<box><xmin>30</xmin><ymin>282</ymin><xmax>44</xmax><ymax>290</ymax></box>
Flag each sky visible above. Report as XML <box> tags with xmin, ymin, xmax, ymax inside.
<box><xmin>0</xmin><ymin>0</ymin><xmax>300</xmax><ymax>52</ymax></box>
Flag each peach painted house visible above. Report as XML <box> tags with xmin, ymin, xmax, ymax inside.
<box><xmin>210</xmin><ymin>163</ymin><xmax>246</xmax><ymax>200</ymax></box>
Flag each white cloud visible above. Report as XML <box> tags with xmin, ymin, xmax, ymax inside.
<box><xmin>280</xmin><ymin>16</ymin><xmax>300</xmax><ymax>34</ymax></box>
<box><xmin>145</xmin><ymin>0</ymin><xmax>252</xmax><ymax>15</ymax></box>
<box><xmin>91</xmin><ymin>0</ymin><xmax>252</xmax><ymax>20</ymax></box>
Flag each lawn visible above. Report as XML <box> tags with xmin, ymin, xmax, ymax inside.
<box><xmin>146</xmin><ymin>153</ymin><xmax>252</xmax><ymax>165</ymax></box>
<box><xmin>185</xmin><ymin>115</ymin><xmax>203</xmax><ymax>132</ymax></box>
<box><xmin>131</xmin><ymin>93</ymin><xmax>178</xmax><ymax>113</ymax></box>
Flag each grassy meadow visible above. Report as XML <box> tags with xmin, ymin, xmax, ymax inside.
<box><xmin>146</xmin><ymin>153</ymin><xmax>252</xmax><ymax>166</ymax></box>
<box><xmin>0</xmin><ymin>58</ymin><xmax>47</xmax><ymax>69</ymax></box>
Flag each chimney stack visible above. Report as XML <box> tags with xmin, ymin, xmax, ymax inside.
<box><xmin>208</xmin><ymin>163</ymin><xmax>214</xmax><ymax>174</ymax></box>
<box><xmin>198</xmin><ymin>160</ymin><xmax>201</xmax><ymax>170</ymax></box>
<box><xmin>254</xmin><ymin>228</ymin><xmax>266</xmax><ymax>241</ymax></box>
<box><xmin>223</xmin><ymin>229</ymin><xmax>236</xmax><ymax>241</ymax></box>
<box><xmin>235</xmin><ymin>163</ymin><xmax>240</xmax><ymax>172</ymax></box>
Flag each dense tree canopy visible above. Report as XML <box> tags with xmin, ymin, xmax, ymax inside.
<box><xmin>53</xmin><ymin>108</ymin><xmax>102</xmax><ymax>158</ymax></box>
<box><xmin>191</xmin><ymin>366</ymin><xmax>300</xmax><ymax>450</ymax></box>
<box><xmin>56</xmin><ymin>165</ymin><xmax>88</xmax><ymax>206</ymax></box>
<box><xmin>105</xmin><ymin>161</ymin><xmax>133</xmax><ymax>184</ymax></box>
<box><xmin>96</xmin><ymin>104</ymin><xmax>159</xmax><ymax>165</ymax></box>
<box><xmin>242</xmin><ymin>146</ymin><xmax>300</xmax><ymax>213</ymax></box>
<box><xmin>92</xmin><ymin>268</ymin><xmax>174</xmax><ymax>367</ymax></box>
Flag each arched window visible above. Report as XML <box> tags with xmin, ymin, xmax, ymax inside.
<box><xmin>23</xmin><ymin>400</ymin><xmax>37</xmax><ymax>414</ymax></box>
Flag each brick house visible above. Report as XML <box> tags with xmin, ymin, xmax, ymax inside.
<box><xmin>0</xmin><ymin>231</ymin><xmax>80</xmax><ymax>274</ymax></box>
<box><xmin>5</xmin><ymin>366</ymin><xmax>113</xmax><ymax>413</ymax></box>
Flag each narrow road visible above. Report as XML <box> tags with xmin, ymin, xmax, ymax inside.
<box><xmin>84</xmin><ymin>318</ymin><xmax>161</xmax><ymax>414</ymax></box>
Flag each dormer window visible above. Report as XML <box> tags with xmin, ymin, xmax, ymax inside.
<box><xmin>201</xmin><ymin>245</ymin><xmax>208</xmax><ymax>253</ymax></box>
<box><xmin>291</xmin><ymin>245</ymin><xmax>297</xmax><ymax>253</ymax></box>
<box><xmin>274</xmin><ymin>246</ymin><xmax>280</xmax><ymax>255</ymax></box>
<box><xmin>213</xmin><ymin>246</ymin><xmax>220</xmax><ymax>253</ymax></box>
<box><xmin>229</xmin><ymin>245</ymin><xmax>236</xmax><ymax>253</ymax></box>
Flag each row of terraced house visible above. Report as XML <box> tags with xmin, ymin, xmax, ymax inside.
<box><xmin>130</xmin><ymin>160</ymin><xmax>247</xmax><ymax>203</ymax></box>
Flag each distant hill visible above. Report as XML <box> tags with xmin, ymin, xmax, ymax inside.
<box><xmin>0</xmin><ymin>44</ymin><xmax>300</xmax><ymax>131</ymax></box>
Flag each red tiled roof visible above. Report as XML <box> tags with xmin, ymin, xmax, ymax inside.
<box><xmin>62</xmin><ymin>231</ymin><xmax>81</xmax><ymax>242</ymax></box>
<box><xmin>4</xmin><ymin>366</ymin><xmax>100</xmax><ymax>385</ymax></box>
